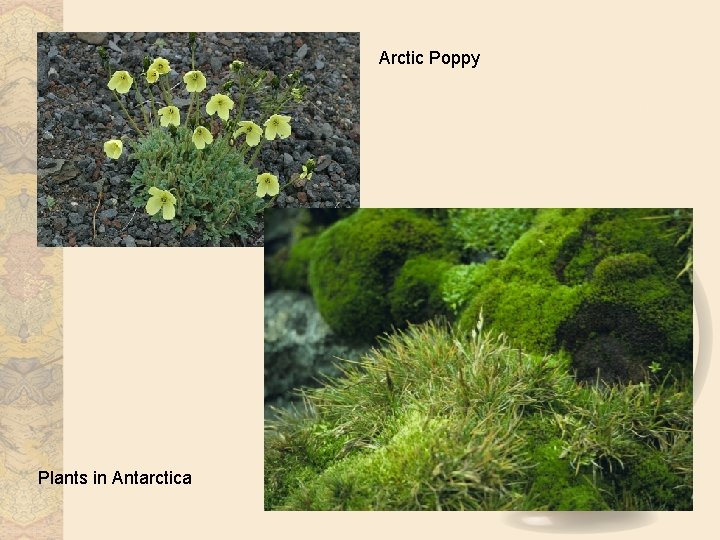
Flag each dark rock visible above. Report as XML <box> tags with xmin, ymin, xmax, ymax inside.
<box><xmin>68</xmin><ymin>213</ymin><xmax>83</xmax><ymax>225</ymax></box>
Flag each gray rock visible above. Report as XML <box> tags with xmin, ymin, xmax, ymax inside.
<box><xmin>124</xmin><ymin>235</ymin><xmax>137</xmax><ymax>247</ymax></box>
<box><xmin>38</xmin><ymin>159</ymin><xmax>80</xmax><ymax>183</ymax></box>
<box><xmin>282</xmin><ymin>152</ymin><xmax>294</xmax><ymax>166</ymax></box>
<box><xmin>76</xmin><ymin>33</ymin><xmax>107</xmax><ymax>45</ymax></box>
<box><xmin>264</xmin><ymin>291</ymin><xmax>369</xmax><ymax>406</ymax></box>
<box><xmin>68</xmin><ymin>213</ymin><xmax>83</xmax><ymax>225</ymax></box>
<box><xmin>296</xmin><ymin>44</ymin><xmax>309</xmax><ymax>60</ymax></box>
<box><xmin>99</xmin><ymin>209</ymin><xmax>118</xmax><ymax>220</ymax></box>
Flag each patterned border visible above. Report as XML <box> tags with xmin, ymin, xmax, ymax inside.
<box><xmin>0</xmin><ymin>1</ymin><xmax>63</xmax><ymax>538</ymax></box>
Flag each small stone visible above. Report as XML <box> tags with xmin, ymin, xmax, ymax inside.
<box><xmin>99</xmin><ymin>209</ymin><xmax>118</xmax><ymax>220</ymax></box>
<box><xmin>48</xmin><ymin>45</ymin><xmax>59</xmax><ymax>59</ymax></box>
<box><xmin>76</xmin><ymin>32</ymin><xmax>107</xmax><ymax>45</ymax></box>
<box><xmin>68</xmin><ymin>213</ymin><xmax>83</xmax><ymax>225</ymax></box>
<box><xmin>136</xmin><ymin>240</ymin><xmax>152</xmax><ymax>247</ymax></box>
<box><xmin>315</xmin><ymin>58</ymin><xmax>325</xmax><ymax>70</ymax></box>
<box><xmin>48</xmin><ymin>67</ymin><xmax>59</xmax><ymax>80</ymax></box>
<box><xmin>283</xmin><ymin>153</ymin><xmax>294</xmax><ymax>166</ymax></box>
<box><xmin>52</xmin><ymin>217</ymin><xmax>67</xmax><ymax>231</ymax></box>
<box><xmin>124</xmin><ymin>235</ymin><xmax>137</xmax><ymax>247</ymax></box>
<box><xmin>297</xmin><ymin>192</ymin><xmax>308</xmax><ymax>204</ymax></box>
<box><xmin>296</xmin><ymin>44</ymin><xmax>309</xmax><ymax>59</ymax></box>
<box><xmin>110</xmin><ymin>175</ymin><xmax>124</xmax><ymax>186</ymax></box>
<box><xmin>210</xmin><ymin>57</ymin><xmax>223</xmax><ymax>72</ymax></box>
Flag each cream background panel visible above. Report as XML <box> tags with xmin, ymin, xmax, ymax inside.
<box><xmin>63</xmin><ymin>1</ymin><xmax>719</xmax><ymax>538</ymax></box>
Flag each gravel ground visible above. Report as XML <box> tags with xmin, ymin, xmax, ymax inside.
<box><xmin>36</xmin><ymin>32</ymin><xmax>360</xmax><ymax>247</ymax></box>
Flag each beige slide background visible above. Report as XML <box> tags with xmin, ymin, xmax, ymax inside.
<box><xmin>26</xmin><ymin>0</ymin><xmax>720</xmax><ymax>538</ymax></box>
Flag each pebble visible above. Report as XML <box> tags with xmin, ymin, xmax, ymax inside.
<box><xmin>68</xmin><ymin>213</ymin><xmax>83</xmax><ymax>225</ymax></box>
<box><xmin>124</xmin><ymin>236</ymin><xmax>137</xmax><ymax>247</ymax></box>
<box><xmin>296</xmin><ymin>44</ymin><xmax>309</xmax><ymax>59</ymax></box>
<box><xmin>99</xmin><ymin>209</ymin><xmax>118</xmax><ymax>220</ymax></box>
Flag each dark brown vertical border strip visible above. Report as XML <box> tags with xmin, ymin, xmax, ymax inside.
<box><xmin>0</xmin><ymin>1</ymin><xmax>63</xmax><ymax>538</ymax></box>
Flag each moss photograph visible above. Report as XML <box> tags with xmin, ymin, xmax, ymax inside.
<box><xmin>264</xmin><ymin>208</ymin><xmax>692</xmax><ymax>511</ymax></box>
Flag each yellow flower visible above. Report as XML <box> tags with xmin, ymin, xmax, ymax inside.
<box><xmin>145</xmin><ymin>187</ymin><xmax>176</xmax><ymax>220</ymax></box>
<box><xmin>146</xmin><ymin>68</ymin><xmax>159</xmax><ymax>84</ymax></box>
<box><xmin>107</xmin><ymin>70</ymin><xmax>133</xmax><ymax>94</ymax></box>
<box><xmin>256</xmin><ymin>173</ymin><xmax>280</xmax><ymax>197</ymax></box>
<box><xmin>150</xmin><ymin>57</ymin><xmax>171</xmax><ymax>75</ymax></box>
<box><xmin>205</xmin><ymin>93</ymin><xmax>235</xmax><ymax>121</ymax></box>
<box><xmin>183</xmin><ymin>70</ymin><xmax>207</xmax><ymax>93</ymax></box>
<box><xmin>264</xmin><ymin>114</ymin><xmax>292</xmax><ymax>140</ymax></box>
<box><xmin>233</xmin><ymin>121</ymin><xmax>262</xmax><ymax>147</ymax></box>
<box><xmin>103</xmin><ymin>139</ymin><xmax>123</xmax><ymax>160</ymax></box>
<box><xmin>192</xmin><ymin>126</ymin><xmax>213</xmax><ymax>149</ymax></box>
<box><xmin>158</xmin><ymin>105</ymin><xmax>181</xmax><ymax>127</ymax></box>
<box><xmin>299</xmin><ymin>165</ymin><xmax>313</xmax><ymax>181</ymax></box>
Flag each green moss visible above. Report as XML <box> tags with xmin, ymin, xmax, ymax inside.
<box><xmin>455</xmin><ymin>209</ymin><xmax>692</xmax><ymax>382</ymax></box>
<box><xmin>268</xmin><ymin>235</ymin><xmax>318</xmax><ymax>292</ymax></box>
<box><xmin>389</xmin><ymin>256</ymin><xmax>453</xmax><ymax>327</ymax></box>
<box><xmin>266</xmin><ymin>321</ymin><xmax>692</xmax><ymax>510</ymax></box>
<box><xmin>614</xmin><ymin>444</ymin><xmax>692</xmax><ymax>510</ymax></box>
<box><xmin>448</xmin><ymin>208</ymin><xmax>537</xmax><ymax>259</ymax></box>
<box><xmin>525</xmin><ymin>440</ymin><xmax>609</xmax><ymax>510</ymax></box>
<box><xmin>558</xmin><ymin>253</ymin><xmax>692</xmax><ymax>381</ymax></box>
<box><xmin>308</xmin><ymin>210</ymin><xmax>454</xmax><ymax>342</ymax></box>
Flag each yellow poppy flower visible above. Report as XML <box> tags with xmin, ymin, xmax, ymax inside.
<box><xmin>146</xmin><ymin>68</ymin><xmax>159</xmax><ymax>84</ymax></box>
<box><xmin>103</xmin><ymin>139</ymin><xmax>123</xmax><ymax>160</ymax></box>
<box><xmin>264</xmin><ymin>114</ymin><xmax>292</xmax><ymax>140</ymax></box>
<box><xmin>107</xmin><ymin>70</ymin><xmax>134</xmax><ymax>94</ymax></box>
<box><xmin>299</xmin><ymin>165</ymin><xmax>313</xmax><ymax>181</ymax></box>
<box><xmin>233</xmin><ymin>121</ymin><xmax>262</xmax><ymax>147</ymax></box>
<box><xmin>256</xmin><ymin>173</ymin><xmax>280</xmax><ymax>197</ymax></box>
<box><xmin>145</xmin><ymin>187</ymin><xmax>177</xmax><ymax>220</ymax></box>
<box><xmin>183</xmin><ymin>70</ymin><xmax>207</xmax><ymax>93</ymax></box>
<box><xmin>205</xmin><ymin>93</ymin><xmax>234</xmax><ymax>121</ymax></box>
<box><xmin>150</xmin><ymin>57</ymin><xmax>171</xmax><ymax>75</ymax></box>
<box><xmin>158</xmin><ymin>105</ymin><xmax>181</xmax><ymax>127</ymax></box>
<box><xmin>192</xmin><ymin>126</ymin><xmax>213</xmax><ymax>149</ymax></box>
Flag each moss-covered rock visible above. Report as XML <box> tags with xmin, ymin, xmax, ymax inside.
<box><xmin>308</xmin><ymin>209</ymin><xmax>454</xmax><ymax>342</ymax></box>
<box><xmin>456</xmin><ymin>209</ymin><xmax>692</xmax><ymax>382</ymax></box>
<box><xmin>389</xmin><ymin>256</ymin><xmax>453</xmax><ymax>327</ymax></box>
<box><xmin>558</xmin><ymin>253</ymin><xmax>692</xmax><ymax>381</ymax></box>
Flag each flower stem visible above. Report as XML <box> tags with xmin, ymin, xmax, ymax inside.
<box><xmin>148</xmin><ymin>85</ymin><xmax>158</xmax><ymax>127</ymax></box>
<box><xmin>134</xmin><ymin>80</ymin><xmax>150</xmax><ymax>131</ymax></box>
<box><xmin>112</xmin><ymin>90</ymin><xmax>142</xmax><ymax>136</ymax></box>
<box><xmin>185</xmin><ymin>93</ymin><xmax>195</xmax><ymax>128</ymax></box>
<box><xmin>248</xmin><ymin>139</ymin><xmax>264</xmax><ymax>166</ymax></box>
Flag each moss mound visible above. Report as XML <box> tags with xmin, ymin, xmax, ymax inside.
<box><xmin>455</xmin><ymin>209</ymin><xmax>692</xmax><ymax>382</ymax></box>
<box><xmin>308</xmin><ymin>209</ymin><xmax>454</xmax><ymax>342</ymax></box>
<box><xmin>389</xmin><ymin>256</ymin><xmax>453</xmax><ymax>327</ymax></box>
<box><xmin>265</xmin><ymin>322</ymin><xmax>692</xmax><ymax>510</ymax></box>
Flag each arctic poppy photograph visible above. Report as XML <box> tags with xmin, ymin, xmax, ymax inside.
<box><xmin>36</xmin><ymin>32</ymin><xmax>360</xmax><ymax>247</ymax></box>
<box><xmin>264</xmin><ymin>208</ymin><xmax>693</xmax><ymax>511</ymax></box>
